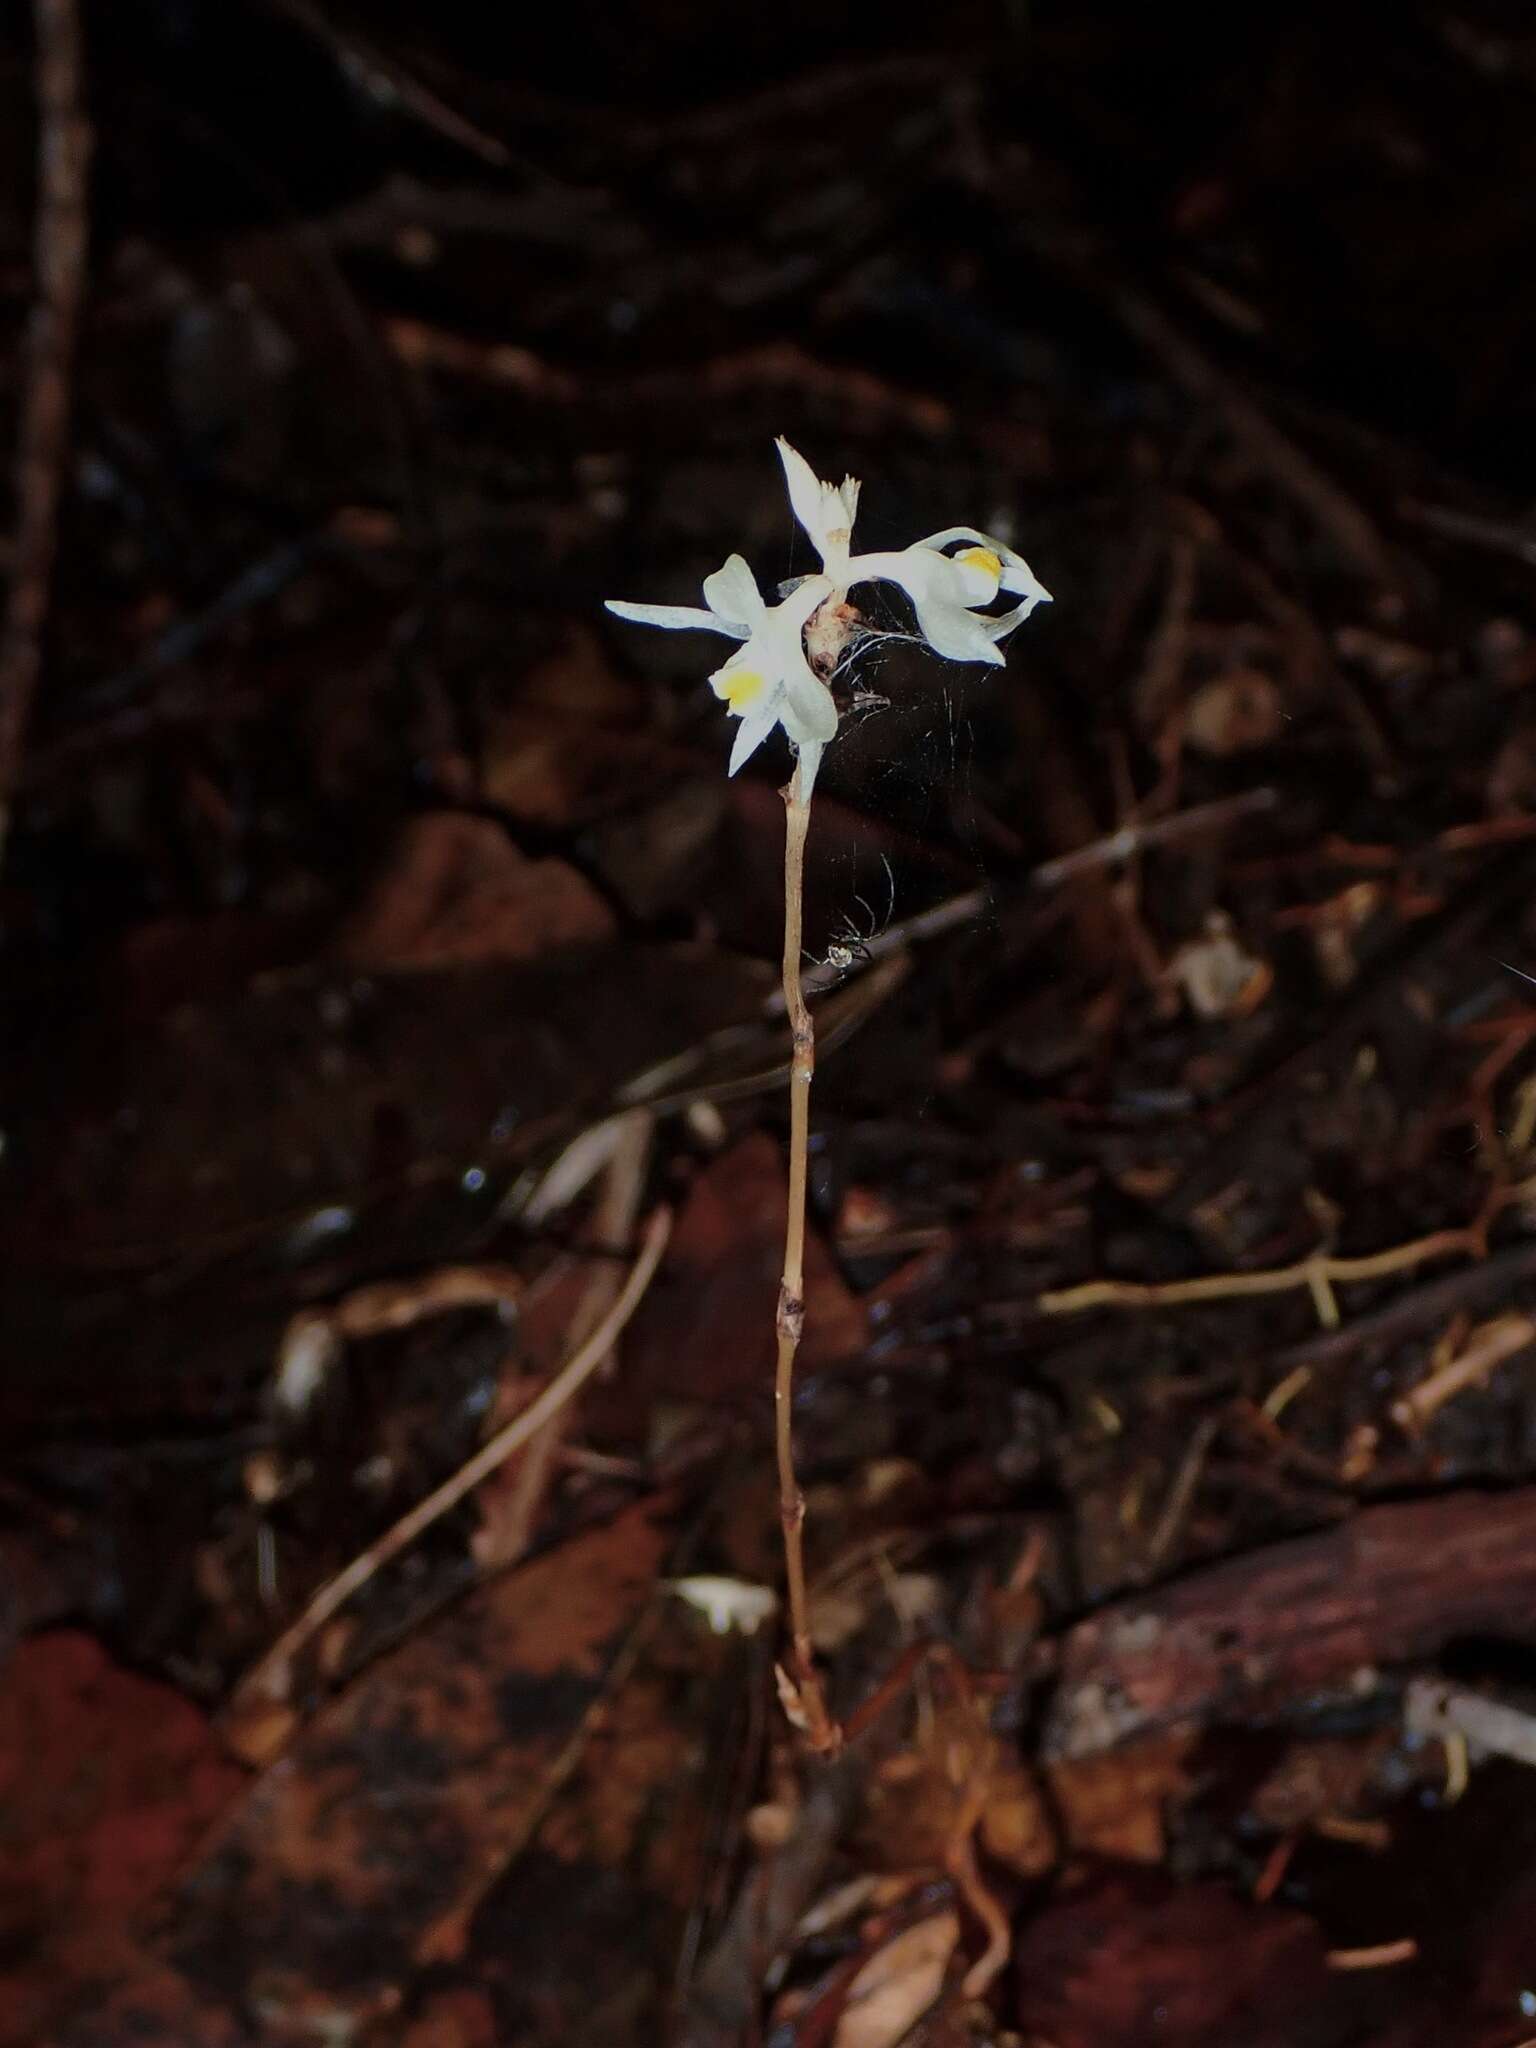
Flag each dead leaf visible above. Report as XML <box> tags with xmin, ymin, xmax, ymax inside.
<box><xmin>337</xmin><ymin>812</ymin><xmax>614</xmax><ymax>969</ymax></box>
<box><xmin>398</xmin><ymin>1987</ymin><xmax>499</xmax><ymax>2048</ymax></box>
<box><xmin>0</xmin><ymin>1634</ymin><xmax>244</xmax><ymax>2048</ymax></box>
<box><xmin>1013</xmin><ymin>1875</ymin><xmax>1391</xmax><ymax>2047</ymax></box>
<box><xmin>55</xmin><ymin>1498</ymin><xmax>676</xmax><ymax>2043</ymax></box>
<box><xmin>832</xmin><ymin>1910</ymin><xmax>960</xmax><ymax>2048</ymax></box>
<box><xmin>452</xmin><ymin>1610</ymin><xmax>744</xmax><ymax>2047</ymax></box>
<box><xmin>482</xmin><ymin>713</ymin><xmax>697</xmax><ymax>831</ymax></box>
<box><xmin>522</xmin><ymin>624</ymin><xmax>640</xmax><ymax>722</ymax></box>
<box><xmin>979</xmin><ymin>1761</ymin><xmax>1058</xmax><ymax>1879</ymax></box>
<box><xmin>589</xmin><ymin>775</ymin><xmax>732</xmax><ymax>920</ymax></box>
<box><xmin>613</xmin><ymin>1134</ymin><xmax>865</xmax><ymax>1429</ymax></box>
<box><xmin>1048</xmin><ymin>1731</ymin><xmax>1197</xmax><ymax>1865</ymax></box>
<box><xmin>859</xmin><ymin>1698</ymin><xmax>1055</xmax><ymax>1880</ymax></box>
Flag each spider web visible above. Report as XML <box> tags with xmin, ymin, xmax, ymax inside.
<box><xmin>807</xmin><ymin>583</ymin><xmax>1004</xmax><ymax>982</ymax></box>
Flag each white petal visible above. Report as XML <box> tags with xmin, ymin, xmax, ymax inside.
<box><xmin>775</xmin><ymin>440</ymin><xmax>857</xmax><ymax>577</ymax></box>
<box><xmin>702</xmin><ymin>552</ymin><xmax>763</xmax><ymax>630</ymax></box>
<box><xmin>776</xmin><ymin>437</ymin><xmax>831</xmax><ymax>555</ymax></box>
<box><xmin>953</xmin><ymin>553</ymin><xmax>1003</xmax><ymax>606</ymax></box>
<box><xmin>1001</xmin><ymin>560</ymin><xmax>1053</xmax><ymax>610</ymax></box>
<box><xmin>846</xmin><ymin>547</ymin><xmax>1005</xmax><ymax>666</ymax></box>
<box><xmin>983</xmin><ymin>596</ymin><xmax>1045</xmax><ymax>643</ymax></box>
<box><xmin>911</xmin><ymin>590</ymin><xmax>1007</xmax><ymax>665</ymax></box>
<box><xmin>911</xmin><ymin>525</ymin><xmax>988</xmax><ymax>552</ymax></box>
<box><xmin>794</xmin><ymin>736</ymin><xmax>825</xmax><ymax>799</ymax></box>
<box><xmin>728</xmin><ymin>700</ymin><xmax>780</xmax><ymax>775</ymax></box>
<box><xmin>845</xmin><ymin>545</ymin><xmax>961</xmax><ymax>602</ymax></box>
<box><xmin>779</xmin><ymin>659</ymin><xmax>839</xmax><ymax>744</ymax></box>
<box><xmin>606</xmin><ymin>598</ymin><xmax>743</xmax><ymax>637</ymax></box>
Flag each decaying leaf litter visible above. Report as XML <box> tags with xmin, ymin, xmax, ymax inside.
<box><xmin>7</xmin><ymin>5</ymin><xmax>1536</xmax><ymax>2043</ymax></box>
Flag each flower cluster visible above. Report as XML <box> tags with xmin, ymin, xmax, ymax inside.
<box><xmin>606</xmin><ymin>439</ymin><xmax>1050</xmax><ymax>797</ymax></box>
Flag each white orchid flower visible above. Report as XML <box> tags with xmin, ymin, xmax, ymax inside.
<box><xmin>775</xmin><ymin>437</ymin><xmax>1051</xmax><ymax>667</ymax></box>
<box><xmin>606</xmin><ymin>442</ymin><xmax>1050</xmax><ymax>802</ymax></box>
<box><xmin>605</xmin><ymin>551</ymin><xmax>838</xmax><ymax>793</ymax></box>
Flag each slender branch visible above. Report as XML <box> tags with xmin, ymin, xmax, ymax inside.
<box><xmin>792</xmin><ymin>785</ymin><xmax>1277</xmax><ymax>1000</ymax></box>
<box><xmin>476</xmin><ymin>1109</ymin><xmax>653</xmax><ymax>1567</ymax></box>
<box><xmin>0</xmin><ymin>0</ymin><xmax>90</xmax><ymax>863</ymax></box>
<box><xmin>1040</xmin><ymin>1224</ymin><xmax>1480</xmax><ymax>1319</ymax></box>
<box><xmin>774</xmin><ymin>763</ymin><xmax>839</xmax><ymax>1753</ymax></box>
<box><xmin>1391</xmin><ymin>1312</ymin><xmax>1536</xmax><ymax>1434</ymax></box>
<box><xmin>232</xmin><ymin>1203</ymin><xmax>672</xmax><ymax>1715</ymax></box>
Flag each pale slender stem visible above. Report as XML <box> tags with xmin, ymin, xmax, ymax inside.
<box><xmin>774</xmin><ymin>764</ymin><xmax>838</xmax><ymax>1751</ymax></box>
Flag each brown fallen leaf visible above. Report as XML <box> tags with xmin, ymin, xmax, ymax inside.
<box><xmin>973</xmin><ymin>1765</ymin><xmax>1057</xmax><ymax>1885</ymax></box>
<box><xmin>0</xmin><ymin>1633</ymin><xmax>244</xmax><ymax>2048</ymax></box>
<box><xmin>857</xmin><ymin>1697</ymin><xmax>1054</xmax><ymax>1884</ymax></box>
<box><xmin>54</xmin><ymin>1496</ymin><xmax>678</xmax><ymax>2044</ymax></box>
<box><xmin>1013</xmin><ymin>1875</ymin><xmax>1396</xmax><ymax>2047</ymax></box>
<box><xmin>1047</xmin><ymin>1730</ymin><xmax>1197</xmax><ymax>1866</ymax></box>
<box><xmin>481</xmin><ymin>710</ymin><xmax>701</xmax><ymax>831</ymax></box>
<box><xmin>404</xmin><ymin>1604</ymin><xmax>750</xmax><ymax>2048</ymax></box>
<box><xmin>396</xmin><ymin>1987</ymin><xmax>499</xmax><ymax>2048</ymax></box>
<box><xmin>612</xmin><ymin>1133</ymin><xmax>865</xmax><ymax>1431</ymax></box>
<box><xmin>336</xmin><ymin>811</ymin><xmax>614</xmax><ymax>970</ymax></box>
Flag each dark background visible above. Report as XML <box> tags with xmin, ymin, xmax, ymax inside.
<box><xmin>7</xmin><ymin>4</ymin><xmax>1536</xmax><ymax>2044</ymax></box>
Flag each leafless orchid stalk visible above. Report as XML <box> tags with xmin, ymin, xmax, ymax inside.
<box><xmin>606</xmin><ymin>440</ymin><xmax>1050</xmax><ymax>1747</ymax></box>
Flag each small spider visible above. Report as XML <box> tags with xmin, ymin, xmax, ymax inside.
<box><xmin>817</xmin><ymin>859</ymin><xmax>894</xmax><ymax>975</ymax></box>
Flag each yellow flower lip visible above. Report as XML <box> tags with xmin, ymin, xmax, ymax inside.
<box><xmin>713</xmin><ymin>665</ymin><xmax>768</xmax><ymax>711</ymax></box>
<box><xmin>957</xmin><ymin>545</ymin><xmax>1003</xmax><ymax>581</ymax></box>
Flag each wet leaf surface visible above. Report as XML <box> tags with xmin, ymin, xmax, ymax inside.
<box><xmin>52</xmin><ymin>1496</ymin><xmax>677</xmax><ymax>2043</ymax></box>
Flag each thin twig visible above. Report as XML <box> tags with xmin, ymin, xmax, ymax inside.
<box><xmin>793</xmin><ymin>786</ymin><xmax>1277</xmax><ymax>999</ymax></box>
<box><xmin>1325</xmin><ymin>1938</ymin><xmax>1418</xmax><ymax>1972</ymax></box>
<box><xmin>476</xmin><ymin>1109</ymin><xmax>653</xmax><ymax>1567</ymax></box>
<box><xmin>268</xmin><ymin>0</ymin><xmax>514</xmax><ymax>166</ymax></box>
<box><xmin>1028</xmin><ymin>786</ymin><xmax>1278</xmax><ymax>890</ymax></box>
<box><xmin>1391</xmin><ymin>1312</ymin><xmax>1536</xmax><ymax>1433</ymax></box>
<box><xmin>1400</xmin><ymin>497</ymin><xmax>1536</xmax><ymax>568</ymax></box>
<box><xmin>0</xmin><ymin>0</ymin><xmax>90</xmax><ymax>863</ymax></box>
<box><xmin>1142</xmin><ymin>1414</ymin><xmax>1221</xmax><ymax>1577</ymax></box>
<box><xmin>232</xmin><ymin>1203</ymin><xmax>672</xmax><ymax>1712</ymax></box>
<box><xmin>773</xmin><ymin>764</ymin><xmax>839</xmax><ymax>1754</ymax></box>
<box><xmin>1040</xmin><ymin>1224</ymin><xmax>1479</xmax><ymax>1319</ymax></box>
